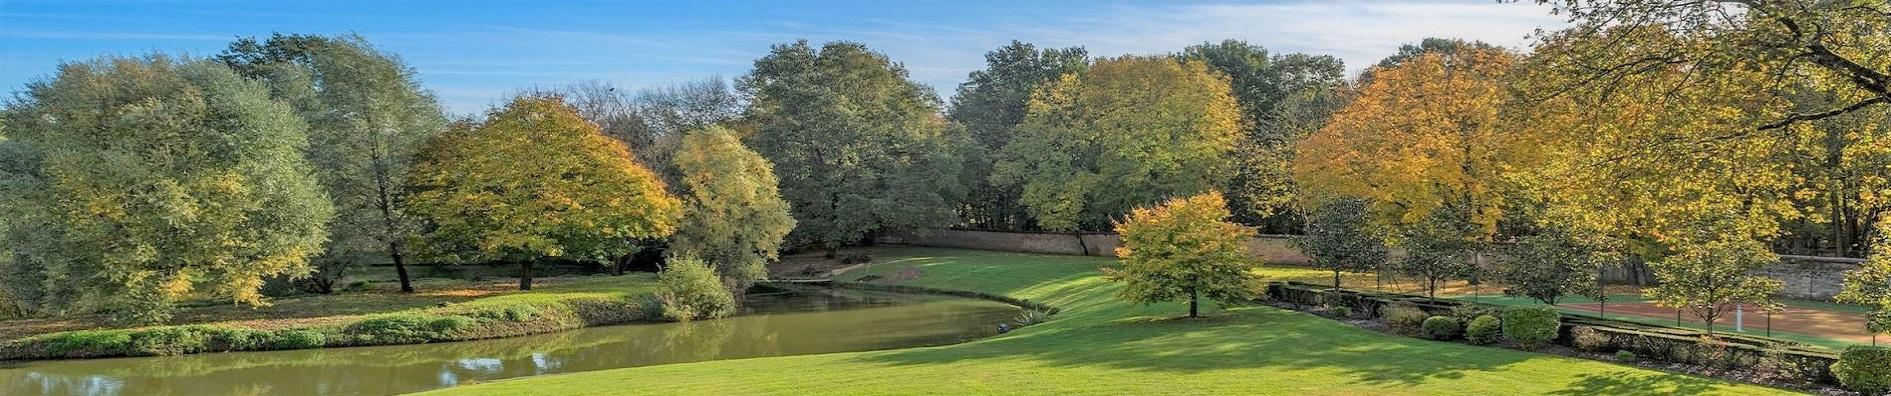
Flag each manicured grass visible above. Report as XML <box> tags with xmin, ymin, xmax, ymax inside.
<box><xmin>426</xmin><ymin>247</ymin><xmax>1795</xmax><ymax>395</ymax></box>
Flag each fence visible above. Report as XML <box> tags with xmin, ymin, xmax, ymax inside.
<box><xmin>889</xmin><ymin>229</ymin><xmax>1866</xmax><ymax>300</ymax></box>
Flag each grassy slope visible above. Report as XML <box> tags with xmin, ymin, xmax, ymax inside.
<box><xmin>427</xmin><ymin>247</ymin><xmax>1794</xmax><ymax>395</ymax></box>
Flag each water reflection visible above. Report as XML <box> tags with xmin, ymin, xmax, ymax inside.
<box><xmin>1</xmin><ymin>288</ymin><xmax>1021</xmax><ymax>396</ymax></box>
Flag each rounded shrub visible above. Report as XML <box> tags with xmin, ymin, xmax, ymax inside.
<box><xmin>1379</xmin><ymin>303</ymin><xmax>1430</xmax><ymax>336</ymax></box>
<box><xmin>1422</xmin><ymin>316</ymin><xmax>1462</xmax><ymax>340</ymax></box>
<box><xmin>1570</xmin><ymin>326</ymin><xmax>1612</xmax><ymax>352</ymax></box>
<box><xmin>654</xmin><ymin>257</ymin><xmax>737</xmax><ymax>322</ymax></box>
<box><xmin>1465</xmin><ymin>314</ymin><xmax>1502</xmax><ymax>345</ymax></box>
<box><xmin>274</xmin><ymin>329</ymin><xmax>326</xmax><ymax>349</ymax></box>
<box><xmin>1501</xmin><ymin>306</ymin><xmax>1559</xmax><ymax>349</ymax></box>
<box><xmin>1615</xmin><ymin>350</ymin><xmax>1637</xmax><ymax>362</ymax></box>
<box><xmin>1834</xmin><ymin>346</ymin><xmax>1891</xmax><ymax>395</ymax></box>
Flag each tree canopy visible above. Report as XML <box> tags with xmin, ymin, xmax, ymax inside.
<box><xmin>668</xmin><ymin>126</ymin><xmax>795</xmax><ymax>293</ymax></box>
<box><xmin>949</xmin><ymin>41</ymin><xmax>1088</xmax><ymax>230</ymax></box>
<box><xmin>740</xmin><ymin>40</ymin><xmax>963</xmax><ymax>254</ymax></box>
<box><xmin>0</xmin><ymin>55</ymin><xmax>332</xmax><ymax>323</ymax></box>
<box><xmin>405</xmin><ymin>96</ymin><xmax>681</xmax><ymax>290</ymax></box>
<box><xmin>992</xmin><ymin>56</ymin><xmax>1242</xmax><ymax>232</ymax></box>
<box><xmin>1106</xmin><ymin>192</ymin><xmax>1259</xmax><ymax>318</ymax></box>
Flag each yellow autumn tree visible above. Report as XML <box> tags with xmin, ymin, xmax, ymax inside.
<box><xmin>1293</xmin><ymin>43</ymin><xmax>1521</xmax><ymax>241</ymax></box>
<box><xmin>1106</xmin><ymin>192</ymin><xmax>1259</xmax><ymax>318</ymax></box>
<box><xmin>406</xmin><ymin>96</ymin><xmax>682</xmax><ymax>290</ymax></box>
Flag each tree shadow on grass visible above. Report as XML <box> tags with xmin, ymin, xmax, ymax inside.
<box><xmin>851</xmin><ymin>305</ymin><xmax>1752</xmax><ymax>392</ymax></box>
<box><xmin>1548</xmin><ymin>371</ymin><xmax>1725</xmax><ymax>395</ymax></box>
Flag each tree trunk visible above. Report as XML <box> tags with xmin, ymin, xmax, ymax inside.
<box><xmin>518</xmin><ymin>261</ymin><xmax>534</xmax><ymax>291</ymax></box>
<box><xmin>1074</xmin><ymin>232</ymin><xmax>1090</xmax><ymax>256</ymax></box>
<box><xmin>1333</xmin><ymin>270</ymin><xmax>1342</xmax><ymax>290</ymax></box>
<box><xmin>389</xmin><ymin>242</ymin><xmax>414</xmax><ymax>293</ymax></box>
<box><xmin>1189</xmin><ymin>288</ymin><xmax>1199</xmax><ymax>318</ymax></box>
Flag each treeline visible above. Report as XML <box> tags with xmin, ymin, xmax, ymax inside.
<box><xmin>2</xmin><ymin>1</ymin><xmax>1888</xmax><ymax>329</ymax></box>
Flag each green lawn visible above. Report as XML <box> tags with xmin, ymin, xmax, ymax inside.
<box><xmin>424</xmin><ymin>247</ymin><xmax>1796</xmax><ymax>395</ymax></box>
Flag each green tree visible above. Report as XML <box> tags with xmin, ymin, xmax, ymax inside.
<box><xmin>1180</xmin><ymin>40</ymin><xmax>1347</xmax><ymax>227</ymax></box>
<box><xmin>1106</xmin><ymin>192</ymin><xmax>1260</xmax><ymax>318</ymax></box>
<box><xmin>1295</xmin><ymin>197</ymin><xmax>1387</xmax><ymax>289</ymax></box>
<box><xmin>1397</xmin><ymin>207</ymin><xmax>1482</xmax><ymax>299</ymax></box>
<box><xmin>992</xmin><ymin>56</ymin><xmax>1242</xmax><ymax>232</ymax></box>
<box><xmin>1837</xmin><ymin>216</ymin><xmax>1891</xmax><ymax>340</ymax></box>
<box><xmin>0</xmin><ymin>55</ymin><xmax>332</xmax><ymax>323</ymax></box>
<box><xmin>219</xmin><ymin>34</ymin><xmax>447</xmax><ymax>293</ymax></box>
<box><xmin>406</xmin><ymin>96</ymin><xmax>681</xmax><ymax>290</ymax></box>
<box><xmin>949</xmin><ymin>41</ymin><xmax>1088</xmax><ymax>230</ymax></box>
<box><xmin>653</xmin><ymin>256</ymin><xmax>738</xmax><ymax>321</ymax></box>
<box><xmin>668</xmin><ymin>126</ymin><xmax>795</xmax><ymax>294</ymax></box>
<box><xmin>740</xmin><ymin>41</ymin><xmax>963</xmax><ymax>255</ymax></box>
<box><xmin>1501</xmin><ymin>229</ymin><xmax>1620</xmax><ymax>305</ymax></box>
<box><xmin>1645</xmin><ymin>234</ymin><xmax>1784</xmax><ymax>335</ymax></box>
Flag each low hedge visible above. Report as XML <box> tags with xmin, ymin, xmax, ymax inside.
<box><xmin>1265</xmin><ymin>282</ymin><xmax>1841</xmax><ymax>386</ymax></box>
<box><xmin>1</xmin><ymin>290</ymin><xmax>649</xmax><ymax>360</ymax></box>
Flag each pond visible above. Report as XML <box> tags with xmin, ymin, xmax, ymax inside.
<box><xmin>0</xmin><ymin>287</ymin><xmax>1023</xmax><ymax>396</ymax></box>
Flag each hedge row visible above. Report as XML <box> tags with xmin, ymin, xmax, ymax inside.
<box><xmin>0</xmin><ymin>294</ymin><xmax>647</xmax><ymax>361</ymax></box>
<box><xmin>1265</xmin><ymin>281</ymin><xmax>1841</xmax><ymax>386</ymax></box>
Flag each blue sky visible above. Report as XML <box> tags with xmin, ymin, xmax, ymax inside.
<box><xmin>1</xmin><ymin>0</ymin><xmax>1567</xmax><ymax>115</ymax></box>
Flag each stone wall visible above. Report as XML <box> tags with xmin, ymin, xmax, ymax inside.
<box><xmin>891</xmin><ymin>229</ymin><xmax>1860</xmax><ymax>300</ymax></box>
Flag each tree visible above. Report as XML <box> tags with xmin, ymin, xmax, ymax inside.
<box><xmin>1396</xmin><ymin>208</ymin><xmax>1482</xmax><ymax>299</ymax></box>
<box><xmin>0</xmin><ymin>55</ymin><xmax>332</xmax><ymax>323</ymax></box>
<box><xmin>1105</xmin><ymin>192</ymin><xmax>1260</xmax><ymax>318</ymax></box>
<box><xmin>668</xmin><ymin>126</ymin><xmax>795</xmax><ymax>294</ymax></box>
<box><xmin>949</xmin><ymin>41</ymin><xmax>1088</xmax><ymax>230</ymax></box>
<box><xmin>1295</xmin><ymin>197</ymin><xmax>1387</xmax><ymax>289</ymax></box>
<box><xmin>405</xmin><ymin>96</ymin><xmax>681</xmax><ymax>290</ymax></box>
<box><xmin>1294</xmin><ymin>40</ymin><xmax>1520</xmax><ymax>238</ymax></box>
<box><xmin>1180</xmin><ymin>40</ymin><xmax>1347</xmax><ymax>227</ymax></box>
<box><xmin>653</xmin><ymin>256</ymin><xmax>738</xmax><ymax>321</ymax></box>
<box><xmin>526</xmin><ymin>77</ymin><xmax>742</xmax><ymax>185</ymax></box>
<box><xmin>1837</xmin><ymin>216</ymin><xmax>1891</xmax><ymax>340</ymax></box>
<box><xmin>1645</xmin><ymin>235</ymin><xmax>1784</xmax><ymax>335</ymax></box>
<box><xmin>1530</xmin><ymin>0</ymin><xmax>1890</xmax><ymax>130</ymax></box>
<box><xmin>1502</xmin><ymin>229</ymin><xmax>1621</xmax><ymax>305</ymax></box>
<box><xmin>219</xmin><ymin>34</ymin><xmax>447</xmax><ymax>294</ymax></box>
<box><xmin>740</xmin><ymin>41</ymin><xmax>962</xmax><ymax>255</ymax></box>
<box><xmin>992</xmin><ymin>56</ymin><xmax>1242</xmax><ymax>232</ymax></box>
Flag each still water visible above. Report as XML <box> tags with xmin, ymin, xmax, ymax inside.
<box><xmin>0</xmin><ymin>287</ymin><xmax>1022</xmax><ymax>395</ymax></box>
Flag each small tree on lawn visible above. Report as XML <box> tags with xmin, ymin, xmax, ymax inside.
<box><xmin>1502</xmin><ymin>229</ymin><xmax>1621</xmax><ymax>305</ymax></box>
<box><xmin>1396</xmin><ymin>208</ymin><xmax>1481</xmax><ymax>299</ymax></box>
<box><xmin>1106</xmin><ymin>192</ymin><xmax>1260</xmax><ymax>318</ymax></box>
<box><xmin>1646</xmin><ymin>237</ymin><xmax>1783</xmax><ymax>336</ymax></box>
<box><xmin>1296</xmin><ymin>197</ymin><xmax>1387</xmax><ymax>289</ymax></box>
<box><xmin>1837</xmin><ymin>216</ymin><xmax>1891</xmax><ymax>344</ymax></box>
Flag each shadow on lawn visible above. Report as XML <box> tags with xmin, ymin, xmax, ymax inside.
<box><xmin>1548</xmin><ymin>372</ymin><xmax>1724</xmax><ymax>395</ymax></box>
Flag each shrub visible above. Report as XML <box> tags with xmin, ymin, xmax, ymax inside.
<box><xmin>1501</xmin><ymin>306</ymin><xmax>1559</xmax><ymax>349</ymax></box>
<box><xmin>207</xmin><ymin>327</ymin><xmax>276</xmax><ymax>350</ymax></box>
<box><xmin>275</xmin><ymin>329</ymin><xmax>326</xmax><ymax>349</ymax></box>
<box><xmin>42</xmin><ymin>330</ymin><xmax>132</xmax><ymax>357</ymax></box>
<box><xmin>654</xmin><ymin>257</ymin><xmax>737</xmax><ymax>321</ymax></box>
<box><xmin>1015</xmin><ymin>309</ymin><xmax>1052</xmax><ymax>326</ymax></box>
<box><xmin>1449</xmin><ymin>304</ymin><xmax>1501</xmax><ymax>323</ymax></box>
<box><xmin>1422</xmin><ymin>316</ymin><xmax>1462</xmax><ymax>340</ymax></box>
<box><xmin>345</xmin><ymin>315</ymin><xmax>435</xmax><ymax>344</ymax></box>
<box><xmin>1570</xmin><ymin>326</ymin><xmax>1610</xmax><ymax>352</ymax></box>
<box><xmin>128</xmin><ymin>326</ymin><xmax>210</xmax><ymax>356</ymax></box>
<box><xmin>1465</xmin><ymin>315</ymin><xmax>1502</xmax><ymax>345</ymax></box>
<box><xmin>1328</xmin><ymin>305</ymin><xmax>1353</xmax><ymax>319</ymax></box>
<box><xmin>1615</xmin><ymin>350</ymin><xmax>1638</xmax><ymax>362</ymax></box>
<box><xmin>1835</xmin><ymin>346</ymin><xmax>1891</xmax><ymax>395</ymax></box>
<box><xmin>1380</xmin><ymin>303</ymin><xmax>1430</xmax><ymax>336</ymax></box>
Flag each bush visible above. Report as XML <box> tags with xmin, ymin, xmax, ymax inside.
<box><xmin>345</xmin><ymin>315</ymin><xmax>436</xmax><ymax>344</ymax></box>
<box><xmin>128</xmin><ymin>326</ymin><xmax>210</xmax><ymax>356</ymax></box>
<box><xmin>1328</xmin><ymin>305</ymin><xmax>1353</xmax><ymax>318</ymax></box>
<box><xmin>1501</xmin><ymin>306</ymin><xmax>1559</xmax><ymax>349</ymax></box>
<box><xmin>41</xmin><ymin>330</ymin><xmax>132</xmax><ymax>357</ymax></box>
<box><xmin>654</xmin><ymin>257</ymin><xmax>737</xmax><ymax>321</ymax></box>
<box><xmin>1015</xmin><ymin>309</ymin><xmax>1052</xmax><ymax>326</ymax></box>
<box><xmin>1422</xmin><ymin>316</ymin><xmax>1462</xmax><ymax>340</ymax></box>
<box><xmin>1570</xmin><ymin>326</ymin><xmax>1610</xmax><ymax>352</ymax></box>
<box><xmin>1834</xmin><ymin>346</ymin><xmax>1891</xmax><ymax>395</ymax></box>
<box><xmin>1466</xmin><ymin>315</ymin><xmax>1502</xmax><ymax>345</ymax></box>
<box><xmin>1380</xmin><ymin>303</ymin><xmax>1430</xmax><ymax>336</ymax></box>
<box><xmin>1449</xmin><ymin>304</ymin><xmax>1501</xmax><ymax>323</ymax></box>
<box><xmin>1615</xmin><ymin>350</ymin><xmax>1637</xmax><ymax>362</ymax></box>
<box><xmin>275</xmin><ymin>329</ymin><xmax>326</xmax><ymax>349</ymax></box>
<box><xmin>207</xmin><ymin>327</ymin><xmax>275</xmax><ymax>350</ymax></box>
